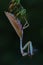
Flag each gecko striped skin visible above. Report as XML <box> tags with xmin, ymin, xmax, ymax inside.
<box><xmin>4</xmin><ymin>12</ymin><xmax>37</xmax><ymax>56</ymax></box>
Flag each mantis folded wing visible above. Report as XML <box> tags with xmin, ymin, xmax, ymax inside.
<box><xmin>4</xmin><ymin>12</ymin><xmax>23</xmax><ymax>38</ymax></box>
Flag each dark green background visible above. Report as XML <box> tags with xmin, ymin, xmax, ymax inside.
<box><xmin>0</xmin><ymin>0</ymin><xmax>43</xmax><ymax>65</ymax></box>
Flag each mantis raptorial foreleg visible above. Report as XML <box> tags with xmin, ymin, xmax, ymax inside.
<box><xmin>23</xmin><ymin>17</ymin><xmax>29</xmax><ymax>29</ymax></box>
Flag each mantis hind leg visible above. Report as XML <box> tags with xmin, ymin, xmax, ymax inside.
<box><xmin>20</xmin><ymin>38</ymin><xmax>33</xmax><ymax>56</ymax></box>
<box><xmin>20</xmin><ymin>38</ymin><xmax>28</xmax><ymax>56</ymax></box>
<box><xmin>23</xmin><ymin>41</ymin><xmax>33</xmax><ymax>55</ymax></box>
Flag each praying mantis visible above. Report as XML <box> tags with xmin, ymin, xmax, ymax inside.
<box><xmin>4</xmin><ymin>0</ymin><xmax>37</xmax><ymax>56</ymax></box>
<box><xmin>4</xmin><ymin>12</ymin><xmax>34</xmax><ymax>56</ymax></box>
